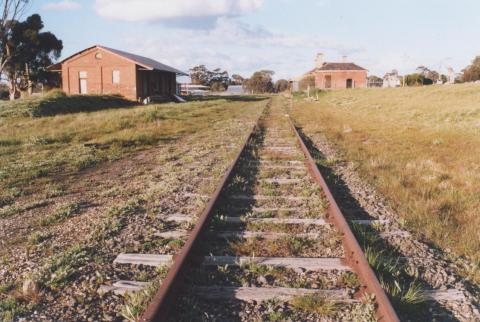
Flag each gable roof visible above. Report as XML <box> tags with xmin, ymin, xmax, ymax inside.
<box><xmin>314</xmin><ymin>62</ymin><xmax>367</xmax><ymax>72</ymax></box>
<box><xmin>48</xmin><ymin>45</ymin><xmax>188</xmax><ymax>75</ymax></box>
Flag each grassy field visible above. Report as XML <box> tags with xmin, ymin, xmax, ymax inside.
<box><xmin>0</xmin><ymin>97</ymin><xmax>265</xmax><ymax>207</ymax></box>
<box><xmin>291</xmin><ymin>84</ymin><xmax>480</xmax><ymax>273</ymax></box>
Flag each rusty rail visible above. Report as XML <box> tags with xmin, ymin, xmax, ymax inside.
<box><xmin>140</xmin><ymin>103</ymin><xmax>268</xmax><ymax>322</ymax></box>
<box><xmin>140</xmin><ymin>98</ymin><xmax>398</xmax><ymax>322</ymax></box>
<box><xmin>287</xmin><ymin>115</ymin><xmax>400</xmax><ymax>322</ymax></box>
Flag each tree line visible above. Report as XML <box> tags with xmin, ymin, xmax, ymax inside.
<box><xmin>372</xmin><ymin>56</ymin><xmax>480</xmax><ymax>87</ymax></box>
<box><xmin>460</xmin><ymin>56</ymin><xmax>480</xmax><ymax>83</ymax></box>
<box><xmin>189</xmin><ymin>65</ymin><xmax>290</xmax><ymax>93</ymax></box>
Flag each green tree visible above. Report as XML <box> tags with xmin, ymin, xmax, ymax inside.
<box><xmin>210</xmin><ymin>81</ymin><xmax>227</xmax><ymax>92</ymax></box>
<box><xmin>210</xmin><ymin>67</ymin><xmax>229</xmax><ymax>89</ymax></box>
<box><xmin>367</xmin><ymin>75</ymin><xmax>383</xmax><ymax>87</ymax></box>
<box><xmin>416</xmin><ymin>66</ymin><xmax>440</xmax><ymax>84</ymax></box>
<box><xmin>461</xmin><ymin>56</ymin><xmax>480</xmax><ymax>82</ymax></box>
<box><xmin>4</xmin><ymin>14</ymin><xmax>63</xmax><ymax>99</ymax></box>
<box><xmin>243</xmin><ymin>70</ymin><xmax>274</xmax><ymax>94</ymax></box>
<box><xmin>231</xmin><ymin>74</ymin><xmax>244</xmax><ymax>85</ymax></box>
<box><xmin>404</xmin><ymin>73</ymin><xmax>424</xmax><ymax>86</ymax></box>
<box><xmin>0</xmin><ymin>0</ymin><xmax>30</xmax><ymax>76</ymax></box>
<box><xmin>274</xmin><ymin>79</ymin><xmax>289</xmax><ymax>92</ymax></box>
<box><xmin>189</xmin><ymin>65</ymin><xmax>210</xmax><ymax>85</ymax></box>
<box><xmin>299</xmin><ymin>75</ymin><xmax>315</xmax><ymax>91</ymax></box>
<box><xmin>189</xmin><ymin>65</ymin><xmax>229</xmax><ymax>89</ymax></box>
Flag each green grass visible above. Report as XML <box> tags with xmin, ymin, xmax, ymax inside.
<box><xmin>339</xmin><ymin>271</ymin><xmax>360</xmax><ymax>288</ymax></box>
<box><xmin>39</xmin><ymin>202</ymin><xmax>80</xmax><ymax>227</ymax></box>
<box><xmin>352</xmin><ymin>224</ymin><xmax>428</xmax><ymax>317</ymax></box>
<box><xmin>291</xmin><ymin>84</ymin><xmax>480</xmax><ymax>275</ymax></box>
<box><xmin>0</xmin><ymin>90</ymin><xmax>133</xmax><ymax>118</ymax></box>
<box><xmin>89</xmin><ymin>200</ymin><xmax>142</xmax><ymax>242</ymax></box>
<box><xmin>0</xmin><ymin>200</ymin><xmax>49</xmax><ymax>219</ymax></box>
<box><xmin>351</xmin><ymin>294</ymin><xmax>377</xmax><ymax>322</ymax></box>
<box><xmin>120</xmin><ymin>267</ymin><xmax>169</xmax><ymax>322</ymax></box>
<box><xmin>35</xmin><ymin>244</ymin><xmax>90</xmax><ymax>290</ymax></box>
<box><xmin>290</xmin><ymin>295</ymin><xmax>338</xmax><ymax>316</ymax></box>
<box><xmin>0</xmin><ymin>96</ymin><xmax>267</xmax><ymax>205</ymax></box>
<box><xmin>0</xmin><ymin>297</ymin><xmax>31</xmax><ymax>322</ymax></box>
<box><xmin>27</xmin><ymin>231</ymin><xmax>52</xmax><ymax>245</ymax></box>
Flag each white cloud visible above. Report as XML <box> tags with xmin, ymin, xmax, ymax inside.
<box><xmin>94</xmin><ymin>0</ymin><xmax>264</xmax><ymax>22</ymax></box>
<box><xmin>43</xmin><ymin>0</ymin><xmax>81</xmax><ymax>11</ymax></box>
<box><xmin>118</xmin><ymin>17</ymin><xmax>363</xmax><ymax>80</ymax></box>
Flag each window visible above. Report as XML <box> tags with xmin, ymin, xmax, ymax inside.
<box><xmin>79</xmin><ymin>71</ymin><xmax>88</xmax><ymax>94</ymax></box>
<box><xmin>112</xmin><ymin>70</ymin><xmax>120</xmax><ymax>84</ymax></box>
<box><xmin>325</xmin><ymin>75</ymin><xmax>332</xmax><ymax>89</ymax></box>
<box><xmin>95</xmin><ymin>52</ymin><xmax>103</xmax><ymax>60</ymax></box>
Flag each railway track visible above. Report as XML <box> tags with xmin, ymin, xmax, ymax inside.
<box><xmin>100</xmin><ymin>99</ymin><xmax>399</xmax><ymax>321</ymax></box>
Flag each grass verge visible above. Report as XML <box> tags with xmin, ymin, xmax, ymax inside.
<box><xmin>291</xmin><ymin>85</ymin><xmax>480</xmax><ymax>276</ymax></box>
<box><xmin>0</xmin><ymin>96</ymin><xmax>267</xmax><ymax>206</ymax></box>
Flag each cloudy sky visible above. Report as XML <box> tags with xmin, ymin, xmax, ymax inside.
<box><xmin>32</xmin><ymin>0</ymin><xmax>480</xmax><ymax>79</ymax></box>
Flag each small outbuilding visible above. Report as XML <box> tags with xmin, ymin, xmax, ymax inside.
<box><xmin>312</xmin><ymin>54</ymin><xmax>367</xmax><ymax>89</ymax></box>
<box><xmin>383</xmin><ymin>70</ymin><xmax>401</xmax><ymax>88</ymax></box>
<box><xmin>48</xmin><ymin>45</ymin><xmax>187</xmax><ymax>101</ymax></box>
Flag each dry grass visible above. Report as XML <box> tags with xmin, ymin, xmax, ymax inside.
<box><xmin>291</xmin><ymin>84</ymin><xmax>480</xmax><ymax>267</ymax></box>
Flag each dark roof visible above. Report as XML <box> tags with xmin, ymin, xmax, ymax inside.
<box><xmin>315</xmin><ymin>62</ymin><xmax>367</xmax><ymax>71</ymax></box>
<box><xmin>99</xmin><ymin>46</ymin><xmax>187</xmax><ymax>75</ymax></box>
<box><xmin>48</xmin><ymin>45</ymin><xmax>188</xmax><ymax>75</ymax></box>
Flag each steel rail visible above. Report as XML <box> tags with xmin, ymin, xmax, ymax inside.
<box><xmin>140</xmin><ymin>102</ymin><xmax>269</xmax><ymax>322</ymax></box>
<box><xmin>286</xmin><ymin>114</ymin><xmax>400</xmax><ymax>322</ymax></box>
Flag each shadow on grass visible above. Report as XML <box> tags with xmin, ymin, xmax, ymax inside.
<box><xmin>0</xmin><ymin>93</ymin><xmax>137</xmax><ymax>118</ymax></box>
<box><xmin>183</xmin><ymin>95</ymin><xmax>269</xmax><ymax>103</ymax></box>
<box><xmin>294</xmin><ymin>125</ymin><xmax>462</xmax><ymax>322</ymax></box>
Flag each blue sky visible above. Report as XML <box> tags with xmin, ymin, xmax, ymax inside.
<box><xmin>30</xmin><ymin>0</ymin><xmax>480</xmax><ymax>80</ymax></box>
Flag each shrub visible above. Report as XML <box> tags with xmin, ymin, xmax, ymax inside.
<box><xmin>210</xmin><ymin>81</ymin><xmax>227</xmax><ymax>92</ymax></box>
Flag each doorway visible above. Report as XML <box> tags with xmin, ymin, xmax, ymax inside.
<box><xmin>346</xmin><ymin>79</ymin><xmax>353</xmax><ymax>88</ymax></box>
<box><xmin>325</xmin><ymin>75</ymin><xmax>332</xmax><ymax>89</ymax></box>
<box><xmin>79</xmin><ymin>71</ymin><xmax>88</xmax><ymax>94</ymax></box>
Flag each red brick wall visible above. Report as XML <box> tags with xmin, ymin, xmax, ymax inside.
<box><xmin>61</xmin><ymin>48</ymin><xmax>138</xmax><ymax>100</ymax></box>
<box><xmin>315</xmin><ymin>70</ymin><xmax>367</xmax><ymax>89</ymax></box>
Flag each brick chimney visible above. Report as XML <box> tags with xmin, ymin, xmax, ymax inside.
<box><xmin>315</xmin><ymin>53</ymin><xmax>324</xmax><ymax>68</ymax></box>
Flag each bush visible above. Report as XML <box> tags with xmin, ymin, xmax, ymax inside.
<box><xmin>299</xmin><ymin>75</ymin><xmax>315</xmax><ymax>91</ymax></box>
<box><xmin>0</xmin><ymin>90</ymin><xmax>134</xmax><ymax>118</ymax></box>
<box><xmin>210</xmin><ymin>81</ymin><xmax>227</xmax><ymax>92</ymax></box>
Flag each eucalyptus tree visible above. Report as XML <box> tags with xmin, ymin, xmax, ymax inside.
<box><xmin>4</xmin><ymin>13</ymin><xmax>63</xmax><ymax>99</ymax></box>
<box><xmin>0</xmin><ymin>0</ymin><xmax>30</xmax><ymax>76</ymax></box>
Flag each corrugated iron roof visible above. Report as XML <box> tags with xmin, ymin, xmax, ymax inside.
<box><xmin>98</xmin><ymin>45</ymin><xmax>187</xmax><ymax>75</ymax></box>
<box><xmin>48</xmin><ymin>45</ymin><xmax>188</xmax><ymax>75</ymax></box>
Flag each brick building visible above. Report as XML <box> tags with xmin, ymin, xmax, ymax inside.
<box><xmin>48</xmin><ymin>45</ymin><xmax>187</xmax><ymax>101</ymax></box>
<box><xmin>312</xmin><ymin>54</ymin><xmax>367</xmax><ymax>89</ymax></box>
